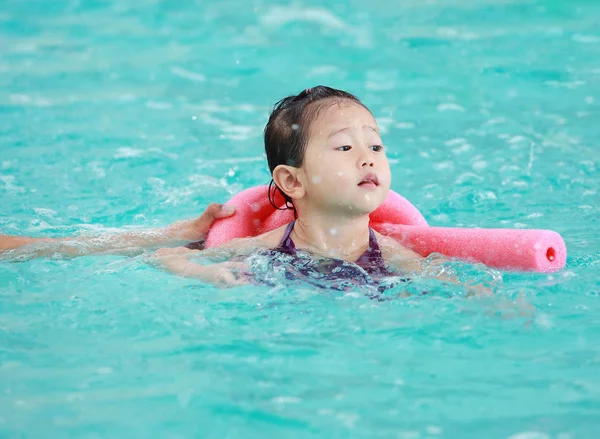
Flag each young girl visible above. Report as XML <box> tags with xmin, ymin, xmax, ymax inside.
<box><xmin>2</xmin><ymin>86</ymin><xmax>479</xmax><ymax>294</ymax></box>
<box><xmin>152</xmin><ymin>86</ymin><xmax>427</xmax><ymax>289</ymax></box>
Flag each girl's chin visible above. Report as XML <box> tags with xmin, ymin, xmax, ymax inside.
<box><xmin>355</xmin><ymin>193</ymin><xmax>387</xmax><ymax>211</ymax></box>
<box><xmin>315</xmin><ymin>192</ymin><xmax>387</xmax><ymax>216</ymax></box>
<box><xmin>339</xmin><ymin>201</ymin><xmax>384</xmax><ymax>217</ymax></box>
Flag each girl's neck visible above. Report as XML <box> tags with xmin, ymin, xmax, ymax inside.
<box><xmin>290</xmin><ymin>210</ymin><xmax>371</xmax><ymax>261</ymax></box>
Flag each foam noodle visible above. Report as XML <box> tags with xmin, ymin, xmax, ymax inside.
<box><xmin>204</xmin><ymin>185</ymin><xmax>567</xmax><ymax>272</ymax></box>
<box><xmin>376</xmin><ymin>224</ymin><xmax>566</xmax><ymax>273</ymax></box>
<box><xmin>205</xmin><ymin>186</ymin><xmax>427</xmax><ymax>247</ymax></box>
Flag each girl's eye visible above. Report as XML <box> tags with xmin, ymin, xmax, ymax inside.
<box><xmin>336</xmin><ymin>145</ymin><xmax>352</xmax><ymax>151</ymax></box>
<box><xmin>371</xmin><ymin>144</ymin><xmax>384</xmax><ymax>152</ymax></box>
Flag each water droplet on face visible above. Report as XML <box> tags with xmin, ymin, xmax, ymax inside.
<box><xmin>329</xmin><ymin>228</ymin><xmax>338</xmax><ymax>236</ymax></box>
<box><xmin>311</xmin><ymin>175</ymin><xmax>322</xmax><ymax>184</ymax></box>
<box><xmin>337</xmin><ymin>171</ymin><xmax>344</xmax><ymax>177</ymax></box>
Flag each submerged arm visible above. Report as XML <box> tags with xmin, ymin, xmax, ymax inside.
<box><xmin>379</xmin><ymin>234</ymin><xmax>493</xmax><ymax>296</ymax></box>
<box><xmin>0</xmin><ymin>203</ymin><xmax>235</xmax><ymax>259</ymax></box>
<box><xmin>150</xmin><ymin>237</ymin><xmax>263</xmax><ymax>288</ymax></box>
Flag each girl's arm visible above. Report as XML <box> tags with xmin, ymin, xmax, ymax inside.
<box><xmin>378</xmin><ymin>234</ymin><xmax>493</xmax><ymax>296</ymax></box>
<box><xmin>150</xmin><ymin>247</ymin><xmax>251</xmax><ymax>288</ymax></box>
<box><xmin>0</xmin><ymin>203</ymin><xmax>235</xmax><ymax>258</ymax></box>
<box><xmin>150</xmin><ymin>237</ymin><xmax>263</xmax><ymax>288</ymax></box>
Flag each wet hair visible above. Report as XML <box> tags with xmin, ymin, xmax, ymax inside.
<box><xmin>264</xmin><ymin>85</ymin><xmax>368</xmax><ymax>211</ymax></box>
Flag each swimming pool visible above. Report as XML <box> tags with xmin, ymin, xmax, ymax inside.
<box><xmin>1</xmin><ymin>0</ymin><xmax>599</xmax><ymax>437</ymax></box>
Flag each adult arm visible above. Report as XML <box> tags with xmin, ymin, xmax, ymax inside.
<box><xmin>0</xmin><ymin>203</ymin><xmax>235</xmax><ymax>258</ymax></box>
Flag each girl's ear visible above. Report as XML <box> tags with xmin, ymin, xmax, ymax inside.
<box><xmin>272</xmin><ymin>165</ymin><xmax>305</xmax><ymax>201</ymax></box>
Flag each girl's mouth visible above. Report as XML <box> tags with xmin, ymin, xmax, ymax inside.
<box><xmin>358</xmin><ymin>173</ymin><xmax>379</xmax><ymax>188</ymax></box>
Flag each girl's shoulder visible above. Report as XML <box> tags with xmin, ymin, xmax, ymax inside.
<box><xmin>373</xmin><ymin>230</ymin><xmax>422</xmax><ymax>260</ymax></box>
<box><xmin>373</xmin><ymin>230</ymin><xmax>424</xmax><ymax>273</ymax></box>
<box><xmin>207</xmin><ymin>223</ymin><xmax>290</xmax><ymax>258</ymax></box>
<box><xmin>218</xmin><ymin>223</ymin><xmax>289</xmax><ymax>249</ymax></box>
<box><xmin>254</xmin><ymin>223</ymin><xmax>289</xmax><ymax>248</ymax></box>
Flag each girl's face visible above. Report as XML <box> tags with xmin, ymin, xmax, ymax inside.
<box><xmin>298</xmin><ymin>100</ymin><xmax>391</xmax><ymax>216</ymax></box>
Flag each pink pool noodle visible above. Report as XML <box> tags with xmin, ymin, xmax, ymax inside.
<box><xmin>205</xmin><ymin>186</ymin><xmax>567</xmax><ymax>272</ymax></box>
<box><xmin>205</xmin><ymin>186</ymin><xmax>427</xmax><ymax>247</ymax></box>
<box><xmin>377</xmin><ymin>224</ymin><xmax>566</xmax><ymax>273</ymax></box>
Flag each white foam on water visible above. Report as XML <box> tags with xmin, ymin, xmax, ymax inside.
<box><xmin>260</xmin><ymin>6</ymin><xmax>345</xmax><ymax>29</ymax></box>
<box><xmin>507</xmin><ymin>432</ymin><xmax>550</xmax><ymax>439</ymax></box>
<box><xmin>33</xmin><ymin>208</ymin><xmax>58</xmax><ymax>218</ymax></box>
<box><xmin>437</xmin><ymin>102</ymin><xmax>465</xmax><ymax>112</ymax></box>
<box><xmin>170</xmin><ymin>66</ymin><xmax>206</xmax><ymax>82</ymax></box>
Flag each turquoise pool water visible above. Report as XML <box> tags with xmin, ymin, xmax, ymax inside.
<box><xmin>1</xmin><ymin>0</ymin><xmax>599</xmax><ymax>437</ymax></box>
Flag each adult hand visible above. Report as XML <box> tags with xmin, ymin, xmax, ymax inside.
<box><xmin>167</xmin><ymin>203</ymin><xmax>236</xmax><ymax>243</ymax></box>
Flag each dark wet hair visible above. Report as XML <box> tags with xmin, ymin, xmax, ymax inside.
<box><xmin>264</xmin><ymin>85</ymin><xmax>367</xmax><ymax>211</ymax></box>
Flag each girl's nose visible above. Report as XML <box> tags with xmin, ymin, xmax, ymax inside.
<box><xmin>359</xmin><ymin>145</ymin><xmax>375</xmax><ymax>167</ymax></box>
<box><xmin>361</xmin><ymin>159</ymin><xmax>374</xmax><ymax>167</ymax></box>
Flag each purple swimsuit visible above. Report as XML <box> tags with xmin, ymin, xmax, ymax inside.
<box><xmin>277</xmin><ymin>221</ymin><xmax>389</xmax><ymax>276</ymax></box>
<box><xmin>187</xmin><ymin>221</ymin><xmax>409</xmax><ymax>297</ymax></box>
<box><xmin>260</xmin><ymin>221</ymin><xmax>404</xmax><ymax>296</ymax></box>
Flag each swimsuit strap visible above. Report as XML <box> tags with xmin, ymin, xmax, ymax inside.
<box><xmin>355</xmin><ymin>228</ymin><xmax>387</xmax><ymax>273</ymax></box>
<box><xmin>278</xmin><ymin>220</ymin><xmax>297</xmax><ymax>254</ymax></box>
<box><xmin>277</xmin><ymin>221</ymin><xmax>386</xmax><ymax>273</ymax></box>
